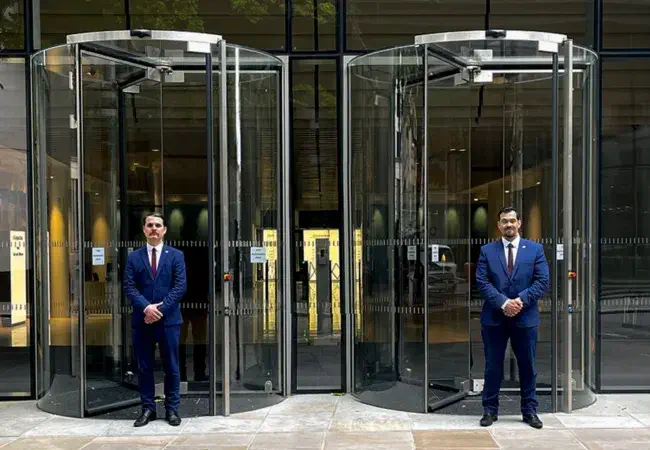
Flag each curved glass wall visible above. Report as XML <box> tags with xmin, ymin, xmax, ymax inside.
<box><xmin>31</xmin><ymin>30</ymin><xmax>289</xmax><ymax>418</ymax></box>
<box><xmin>347</xmin><ymin>30</ymin><xmax>598</xmax><ymax>414</ymax></box>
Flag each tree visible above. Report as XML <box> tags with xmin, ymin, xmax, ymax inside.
<box><xmin>232</xmin><ymin>0</ymin><xmax>335</xmax><ymax>25</ymax></box>
<box><xmin>0</xmin><ymin>0</ymin><xmax>22</xmax><ymax>51</ymax></box>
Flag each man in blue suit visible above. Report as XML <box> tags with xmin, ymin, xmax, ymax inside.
<box><xmin>475</xmin><ymin>207</ymin><xmax>549</xmax><ymax>429</ymax></box>
<box><xmin>124</xmin><ymin>213</ymin><xmax>187</xmax><ymax>427</ymax></box>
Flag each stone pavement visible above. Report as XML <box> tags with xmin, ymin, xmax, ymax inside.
<box><xmin>1</xmin><ymin>394</ymin><xmax>650</xmax><ymax>449</ymax></box>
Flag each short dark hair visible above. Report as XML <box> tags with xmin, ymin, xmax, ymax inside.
<box><xmin>498</xmin><ymin>206</ymin><xmax>519</xmax><ymax>221</ymax></box>
<box><xmin>143</xmin><ymin>212</ymin><xmax>166</xmax><ymax>226</ymax></box>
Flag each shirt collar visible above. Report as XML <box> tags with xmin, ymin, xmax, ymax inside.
<box><xmin>502</xmin><ymin>236</ymin><xmax>520</xmax><ymax>249</ymax></box>
<box><xmin>147</xmin><ymin>242</ymin><xmax>164</xmax><ymax>253</ymax></box>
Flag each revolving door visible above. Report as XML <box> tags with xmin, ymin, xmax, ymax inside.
<box><xmin>31</xmin><ymin>30</ymin><xmax>289</xmax><ymax>418</ymax></box>
<box><xmin>345</xmin><ymin>31</ymin><xmax>598</xmax><ymax>414</ymax></box>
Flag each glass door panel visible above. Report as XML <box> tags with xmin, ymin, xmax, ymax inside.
<box><xmin>349</xmin><ymin>45</ymin><xmax>432</xmax><ymax>413</ymax></box>
<box><xmin>33</xmin><ymin>44</ymin><xmax>83</xmax><ymax>417</ymax></box>
<box><xmin>224</xmin><ymin>45</ymin><xmax>284</xmax><ymax>413</ymax></box>
<box><xmin>425</xmin><ymin>61</ymin><xmax>471</xmax><ymax>411</ymax></box>
<box><xmin>80</xmin><ymin>52</ymin><xmax>144</xmax><ymax>415</ymax></box>
<box><xmin>161</xmin><ymin>67</ymin><xmax>212</xmax><ymax>417</ymax></box>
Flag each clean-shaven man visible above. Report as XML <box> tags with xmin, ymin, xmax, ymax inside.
<box><xmin>475</xmin><ymin>207</ymin><xmax>549</xmax><ymax>429</ymax></box>
<box><xmin>124</xmin><ymin>213</ymin><xmax>187</xmax><ymax>427</ymax></box>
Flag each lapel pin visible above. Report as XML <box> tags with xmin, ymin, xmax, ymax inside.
<box><xmin>522</xmin><ymin>245</ymin><xmax>526</xmax><ymax>249</ymax></box>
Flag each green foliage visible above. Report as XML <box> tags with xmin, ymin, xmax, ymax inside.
<box><xmin>0</xmin><ymin>0</ymin><xmax>23</xmax><ymax>50</ymax></box>
<box><xmin>293</xmin><ymin>82</ymin><xmax>336</xmax><ymax>111</ymax></box>
<box><xmin>232</xmin><ymin>0</ymin><xmax>282</xmax><ymax>24</ymax></box>
<box><xmin>233</xmin><ymin>0</ymin><xmax>335</xmax><ymax>25</ymax></box>
<box><xmin>130</xmin><ymin>0</ymin><xmax>204</xmax><ymax>32</ymax></box>
<box><xmin>293</xmin><ymin>0</ymin><xmax>335</xmax><ymax>25</ymax></box>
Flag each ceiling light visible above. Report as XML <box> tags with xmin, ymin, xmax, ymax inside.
<box><xmin>458</xmin><ymin>148</ymin><xmax>466</xmax><ymax>152</ymax></box>
<box><xmin>505</xmin><ymin>190</ymin><xmax>510</xmax><ymax>194</ymax></box>
<box><xmin>450</xmin><ymin>148</ymin><xmax>456</xmax><ymax>152</ymax></box>
<box><xmin>536</xmin><ymin>181</ymin><xmax>541</xmax><ymax>185</ymax></box>
<box><xmin>474</xmin><ymin>198</ymin><xmax>479</xmax><ymax>202</ymax></box>
<box><xmin>152</xmin><ymin>148</ymin><xmax>160</xmax><ymax>152</ymax></box>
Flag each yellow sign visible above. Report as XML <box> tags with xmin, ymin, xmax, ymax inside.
<box><xmin>10</xmin><ymin>231</ymin><xmax>27</xmax><ymax>326</ymax></box>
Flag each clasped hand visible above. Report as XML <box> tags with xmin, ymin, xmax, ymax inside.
<box><xmin>144</xmin><ymin>302</ymin><xmax>164</xmax><ymax>324</ymax></box>
<box><xmin>504</xmin><ymin>298</ymin><xmax>523</xmax><ymax>317</ymax></box>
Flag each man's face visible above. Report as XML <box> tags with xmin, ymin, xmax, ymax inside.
<box><xmin>143</xmin><ymin>215</ymin><xmax>166</xmax><ymax>246</ymax></box>
<box><xmin>497</xmin><ymin>211</ymin><xmax>521</xmax><ymax>240</ymax></box>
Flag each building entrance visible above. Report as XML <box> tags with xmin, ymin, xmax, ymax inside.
<box><xmin>345</xmin><ymin>30</ymin><xmax>599</xmax><ymax>414</ymax></box>
<box><xmin>31</xmin><ymin>30</ymin><xmax>290</xmax><ymax>418</ymax></box>
<box><xmin>30</xmin><ymin>28</ymin><xmax>600</xmax><ymax>419</ymax></box>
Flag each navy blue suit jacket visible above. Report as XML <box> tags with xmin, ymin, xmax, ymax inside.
<box><xmin>475</xmin><ymin>238</ymin><xmax>549</xmax><ymax>327</ymax></box>
<box><xmin>124</xmin><ymin>245</ymin><xmax>187</xmax><ymax>328</ymax></box>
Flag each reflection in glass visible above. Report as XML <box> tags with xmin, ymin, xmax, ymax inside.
<box><xmin>603</xmin><ymin>1</ymin><xmax>650</xmax><ymax>48</ymax></box>
<box><xmin>0</xmin><ymin>0</ymin><xmax>24</xmax><ymax>49</ymax></box>
<box><xmin>129</xmin><ymin>1</ymin><xmax>286</xmax><ymax>50</ymax></box>
<box><xmin>600</xmin><ymin>59</ymin><xmax>650</xmax><ymax>390</ymax></box>
<box><xmin>0</xmin><ymin>58</ymin><xmax>31</xmax><ymax>396</ymax></box>
<box><xmin>345</xmin><ymin>1</ymin><xmax>588</xmax><ymax>51</ymax></box>
<box><xmin>292</xmin><ymin>0</ymin><xmax>336</xmax><ymax>51</ymax></box>
<box><xmin>35</xmin><ymin>1</ymin><xmax>125</xmax><ymax>48</ymax></box>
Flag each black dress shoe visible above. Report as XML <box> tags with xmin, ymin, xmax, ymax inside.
<box><xmin>523</xmin><ymin>413</ymin><xmax>543</xmax><ymax>429</ymax></box>
<box><xmin>166</xmin><ymin>410</ymin><xmax>182</xmax><ymax>427</ymax></box>
<box><xmin>133</xmin><ymin>409</ymin><xmax>156</xmax><ymax>427</ymax></box>
<box><xmin>480</xmin><ymin>413</ymin><xmax>498</xmax><ymax>427</ymax></box>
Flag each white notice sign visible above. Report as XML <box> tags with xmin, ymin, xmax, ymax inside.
<box><xmin>556</xmin><ymin>244</ymin><xmax>564</xmax><ymax>261</ymax></box>
<box><xmin>10</xmin><ymin>231</ymin><xmax>27</xmax><ymax>326</ymax></box>
<box><xmin>431</xmin><ymin>245</ymin><xmax>439</xmax><ymax>262</ymax></box>
<box><xmin>407</xmin><ymin>245</ymin><xmax>417</xmax><ymax>261</ymax></box>
<box><xmin>251</xmin><ymin>247</ymin><xmax>267</xmax><ymax>264</ymax></box>
<box><xmin>92</xmin><ymin>247</ymin><xmax>105</xmax><ymax>266</ymax></box>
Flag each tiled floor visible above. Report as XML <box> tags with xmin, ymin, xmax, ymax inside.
<box><xmin>1</xmin><ymin>394</ymin><xmax>650</xmax><ymax>449</ymax></box>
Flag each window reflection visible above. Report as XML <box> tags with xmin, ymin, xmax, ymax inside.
<box><xmin>346</xmin><ymin>0</ymin><xmax>589</xmax><ymax>51</ymax></box>
<box><xmin>0</xmin><ymin>58</ymin><xmax>31</xmax><ymax>396</ymax></box>
<box><xmin>36</xmin><ymin>0</ymin><xmax>125</xmax><ymax>47</ymax></box>
<box><xmin>603</xmin><ymin>0</ymin><xmax>650</xmax><ymax>48</ymax></box>
<box><xmin>292</xmin><ymin>0</ymin><xmax>336</xmax><ymax>51</ymax></box>
<box><xmin>130</xmin><ymin>1</ymin><xmax>286</xmax><ymax>50</ymax></box>
<box><xmin>601</xmin><ymin>59</ymin><xmax>650</xmax><ymax>389</ymax></box>
<box><xmin>0</xmin><ymin>0</ymin><xmax>24</xmax><ymax>50</ymax></box>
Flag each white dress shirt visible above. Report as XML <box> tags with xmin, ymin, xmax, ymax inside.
<box><xmin>144</xmin><ymin>242</ymin><xmax>164</xmax><ymax>315</ymax></box>
<box><xmin>501</xmin><ymin>235</ymin><xmax>520</xmax><ymax>310</ymax></box>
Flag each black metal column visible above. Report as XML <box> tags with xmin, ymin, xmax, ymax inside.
<box><xmin>551</xmin><ymin>52</ymin><xmax>559</xmax><ymax>412</ymax></box>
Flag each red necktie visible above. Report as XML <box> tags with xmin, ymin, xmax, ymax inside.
<box><xmin>151</xmin><ymin>247</ymin><xmax>157</xmax><ymax>277</ymax></box>
<box><xmin>507</xmin><ymin>243</ymin><xmax>514</xmax><ymax>274</ymax></box>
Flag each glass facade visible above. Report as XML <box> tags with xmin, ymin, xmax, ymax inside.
<box><xmin>600</xmin><ymin>58</ymin><xmax>650</xmax><ymax>390</ymax></box>
<box><xmin>0</xmin><ymin>57</ymin><xmax>31</xmax><ymax>397</ymax></box>
<box><xmin>1</xmin><ymin>0</ymin><xmax>650</xmax><ymax>406</ymax></box>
